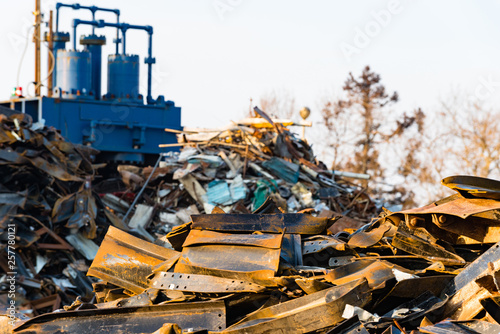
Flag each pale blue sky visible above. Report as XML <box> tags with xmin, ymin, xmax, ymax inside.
<box><xmin>1</xmin><ymin>0</ymin><xmax>500</xmax><ymax>128</ymax></box>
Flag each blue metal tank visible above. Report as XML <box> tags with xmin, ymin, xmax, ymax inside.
<box><xmin>51</xmin><ymin>32</ymin><xmax>70</xmax><ymax>89</ymax></box>
<box><xmin>56</xmin><ymin>50</ymin><xmax>92</xmax><ymax>98</ymax></box>
<box><xmin>106</xmin><ymin>54</ymin><xmax>141</xmax><ymax>102</ymax></box>
<box><xmin>80</xmin><ymin>35</ymin><xmax>106</xmax><ymax>99</ymax></box>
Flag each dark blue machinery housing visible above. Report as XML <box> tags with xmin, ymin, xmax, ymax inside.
<box><xmin>1</xmin><ymin>2</ymin><xmax>181</xmax><ymax>164</ymax></box>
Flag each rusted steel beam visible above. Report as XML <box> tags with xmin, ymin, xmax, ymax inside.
<box><xmin>13</xmin><ymin>300</ymin><xmax>226</xmax><ymax>333</ymax></box>
<box><xmin>442</xmin><ymin>240</ymin><xmax>500</xmax><ymax>320</ymax></box>
<box><xmin>220</xmin><ymin>279</ymin><xmax>371</xmax><ymax>334</ymax></box>
<box><xmin>190</xmin><ymin>213</ymin><xmax>333</xmax><ymax>234</ymax></box>
<box><xmin>150</xmin><ymin>272</ymin><xmax>266</xmax><ymax>293</ymax></box>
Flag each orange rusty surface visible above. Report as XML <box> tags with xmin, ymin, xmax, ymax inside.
<box><xmin>88</xmin><ymin>226</ymin><xmax>179</xmax><ymax>294</ymax></box>
<box><xmin>397</xmin><ymin>197</ymin><xmax>500</xmax><ymax>219</ymax></box>
<box><xmin>182</xmin><ymin>229</ymin><xmax>283</xmax><ymax>249</ymax></box>
<box><xmin>176</xmin><ymin>245</ymin><xmax>281</xmax><ymax>272</ymax></box>
<box><xmin>325</xmin><ymin>260</ymin><xmax>396</xmax><ymax>289</ymax></box>
<box><xmin>221</xmin><ymin>279</ymin><xmax>371</xmax><ymax>333</ymax></box>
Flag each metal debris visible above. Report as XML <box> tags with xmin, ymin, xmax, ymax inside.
<box><xmin>5</xmin><ymin>107</ymin><xmax>500</xmax><ymax>333</ymax></box>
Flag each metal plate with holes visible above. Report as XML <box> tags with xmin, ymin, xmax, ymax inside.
<box><xmin>328</xmin><ymin>256</ymin><xmax>356</xmax><ymax>267</ymax></box>
<box><xmin>302</xmin><ymin>237</ymin><xmax>346</xmax><ymax>254</ymax></box>
<box><xmin>13</xmin><ymin>300</ymin><xmax>226</xmax><ymax>333</ymax></box>
<box><xmin>150</xmin><ymin>272</ymin><xmax>266</xmax><ymax>293</ymax></box>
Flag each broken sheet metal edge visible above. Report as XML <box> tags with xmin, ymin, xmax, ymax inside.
<box><xmin>190</xmin><ymin>213</ymin><xmax>332</xmax><ymax>234</ymax></box>
<box><xmin>87</xmin><ymin>226</ymin><xmax>179</xmax><ymax>294</ymax></box>
<box><xmin>295</xmin><ymin>277</ymin><xmax>334</xmax><ymax>294</ymax></box>
<box><xmin>378</xmin><ymin>291</ymin><xmax>448</xmax><ymax>329</ymax></box>
<box><xmin>374</xmin><ymin>275</ymin><xmax>454</xmax><ymax>308</ymax></box>
<box><xmin>13</xmin><ymin>300</ymin><xmax>226</xmax><ymax>333</ymax></box>
<box><xmin>182</xmin><ymin>229</ymin><xmax>283</xmax><ymax>249</ymax></box>
<box><xmin>217</xmin><ymin>279</ymin><xmax>371</xmax><ymax>334</ymax></box>
<box><xmin>391</xmin><ymin>224</ymin><xmax>466</xmax><ymax>266</ymax></box>
<box><xmin>149</xmin><ymin>272</ymin><xmax>266</xmax><ymax>293</ymax></box>
<box><xmin>325</xmin><ymin>260</ymin><xmax>398</xmax><ymax>289</ymax></box>
<box><xmin>441</xmin><ymin>240</ymin><xmax>500</xmax><ymax>320</ymax></box>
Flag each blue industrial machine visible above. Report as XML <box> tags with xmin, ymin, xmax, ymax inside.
<box><xmin>1</xmin><ymin>2</ymin><xmax>181</xmax><ymax>164</ymax></box>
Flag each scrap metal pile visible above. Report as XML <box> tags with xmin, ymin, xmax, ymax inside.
<box><xmin>0</xmin><ymin>110</ymin><xmax>102</xmax><ymax>319</ymax></box>
<box><xmin>107</xmin><ymin>107</ymin><xmax>375</xmax><ymax>240</ymax></box>
<box><xmin>4</xmin><ymin>107</ymin><xmax>500</xmax><ymax>333</ymax></box>
<box><xmin>12</xmin><ymin>175</ymin><xmax>500</xmax><ymax>334</ymax></box>
<box><xmin>0</xmin><ymin>107</ymin><xmax>373</xmax><ymax>324</ymax></box>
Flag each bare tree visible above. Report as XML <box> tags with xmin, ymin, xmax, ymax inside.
<box><xmin>437</xmin><ymin>92</ymin><xmax>500</xmax><ymax>178</ymax></box>
<box><xmin>390</xmin><ymin>90</ymin><xmax>500</xmax><ymax>207</ymax></box>
<box><xmin>319</xmin><ymin>66</ymin><xmax>424</xmax><ymax>200</ymax></box>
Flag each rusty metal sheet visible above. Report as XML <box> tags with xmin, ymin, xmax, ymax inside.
<box><xmin>150</xmin><ymin>272</ymin><xmax>266</xmax><ymax>293</ymax></box>
<box><xmin>392</xmin><ymin>224</ymin><xmax>466</xmax><ymax>266</ymax></box>
<box><xmin>175</xmin><ymin>244</ymin><xmax>281</xmax><ymax>275</ymax></box>
<box><xmin>190</xmin><ymin>213</ymin><xmax>333</xmax><ymax>234</ymax></box>
<box><xmin>397</xmin><ymin>197</ymin><xmax>500</xmax><ymax>219</ymax></box>
<box><xmin>302</xmin><ymin>235</ymin><xmax>345</xmax><ymax>255</ymax></box>
<box><xmin>348</xmin><ymin>223</ymin><xmax>392</xmax><ymax>248</ymax></box>
<box><xmin>442</xmin><ymin>175</ymin><xmax>500</xmax><ymax>200</ymax></box>
<box><xmin>173</xmin><ymin>262</ymin><xmax>277</xmax><ymax>286</ymax></box>
<box><xmin>325</xmin><ymin>260</ymin><xmax>396</xmax><ymax>289</ymax></box>
<box><xmin>441</xmin><ymin>240</ymin><xmax>500</xmax><ymax>320</ymax></box>
<box><xmin>183</xmin><ymin>229</ymin><xmax>283</xmax><ymax>248</ymax></box>
<box><xmin>88</xmin><ymin>226</ymin><xmax>180</xmax><ymax>294</ymax></box>
<box><xmin>13</xmin><ymin>300</ymin><xmax>226</xmax><ymax>333</ymax></box>
<box><xmin>220</xmin><ymin>279</ymin><xmax>371</xmax><ymax>334</ymax></box>
<box><xmin>375</xmin><ymin>275</ymin><xmax>454</xmax><ymax>308</ymax></box>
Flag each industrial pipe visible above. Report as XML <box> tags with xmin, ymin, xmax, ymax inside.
<box><xmin>73</xmin><ymin>19</ymin><xmax>155</xmax><ymax>104</ymax></box>
<box><xmin>56</xmin><ymin>2</ymin><xmax>121</xmax><ymax>54</ymax></box>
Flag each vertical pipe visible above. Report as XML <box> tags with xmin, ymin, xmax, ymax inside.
<box><xmin>55</xmin><ymin>5</ymin><xmax>60</xmax><ymax>33</ymax></box>
<box><xmin>73</xmin><ymin>24</ymin><xmax>77</xmax><ymax>50</ymax></box>
<box><xmin>122</xmin><ymin>30</ymin><xmax>126</xmax><ymax>54</ymax></box>
<box><xmin>47</xmin><ymin>10</ymin><xmax>54</xmax><ymax>97</ymax></box>
<box><xmin>91</xmin><ymin>10</ymin><xmax>95</xmax><ymax>34</ymax></box>
<box><xmin>115</xmin><ymin>14</ymin><xmax>120</xmax><ymax>55</ymax></box>
<box><xmin>147</xmin><ymin>32</ymin><xmax>153</xmax><ymax>104</ymax></box>
<box><xmin>34</xmin><ymin>0</ymin><xmax>41</xmax><ymax>96</ymax></box>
